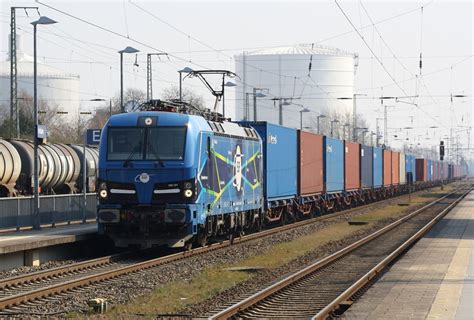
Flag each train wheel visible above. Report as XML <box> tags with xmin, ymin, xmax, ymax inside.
<box><xmin>184</xmin><ymin>242</ymin><xmax>193</xmax><ymax>251</ymax></box>
<box><xmin>197</xmin><ymin>232</ymin><xmax>208</xmax><ymax>247</ymax></box>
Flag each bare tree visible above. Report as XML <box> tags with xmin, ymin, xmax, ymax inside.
<box><xmin>161</xmin><ymin>85</ymin><xmax>206</xmax><ymax>109</ymax></box>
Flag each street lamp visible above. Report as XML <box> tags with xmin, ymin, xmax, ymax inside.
<box><xmin>178</xmin><ymin>67</ymin><xmax>193</xmax><ymax>103</ymax></box>
<box><xmin>31</xmin><ymin>16</ymin><xmax>57</xmax><ymax>230</ymax></box>
<box><xmin>119</xmin><ymin>46</ymin><xmax>139</xmax><ymax>113</ymax></box>
<box><xmin>299</xmin><ymin>108</ymin><xmax>310</xmax><ymax>130</ymax></box>
<box><xmin>223</xmin><ymin>81</ymin><xmax>236</xmax><ymax>118</ymax></box>
<box><xmin>317</xmin><ymin>114</ymin><xmax>326</xmax><ymax>134</ymax></box>
<box><xmin>354</xmin><ymin>127</ymin><xmax>368</xmax><ymax>143</ymax></box>
<box><xmin>342</xmin><ymin>123</ymin><xmax>350</xmax><ymax>140</ymax></box>
<box><xmin>330</xmin><ymin>119</ymin><xmax>339</xmax><ymax>137</ymax></box>
<box><xmin>90</xmin><ymin>98</ymin><xmax>111</xmax><ymax>117</ymax></box>
<box><xmin>251</xmin><ymin>87</ymin><xmax>268</xmax><ymax>121</ymax></box>
<box><xmin>338</xmin><ymin>93</ymin><xmax>367</xmax><ymax>141</ymax></box>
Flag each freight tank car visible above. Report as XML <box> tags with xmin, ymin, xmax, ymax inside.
<box><xmin>97</xmin><ymin>112</ymin><xmax>263</xmax><ymax>248</ymax></box>
<box><xmin>0</xmin><ymin>139</ymin><xmax>22</xmax><ymax>196</ymax></box>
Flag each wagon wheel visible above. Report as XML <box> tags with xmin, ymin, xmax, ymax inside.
<box><xmin>196</xmin><ymin>232</ymin><xmax>208</xmax><ymax>247</ymax></box>
<box><xmin>184</xmin><ymin>241</ymin><xmax>193</xmax><ymax>251</ymax></box>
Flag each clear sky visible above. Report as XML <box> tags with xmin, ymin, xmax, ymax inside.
<box><xmin>1</xmin><ymin>0</ymin><xmax>472</xmax><ymax>161</ymax></box>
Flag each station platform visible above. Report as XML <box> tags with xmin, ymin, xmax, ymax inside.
<box><xmin>0</xmin><ymin>222</ymin><xmax>98</xmax><ymax>270</ymax></box>
<box><xmin>344</xmin><ymin>190</ymin><xmax>474</xmax><ymax>319</ymax></box>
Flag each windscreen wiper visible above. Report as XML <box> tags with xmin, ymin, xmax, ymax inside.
<box><xmin>147</xmin><ymin>142</ymin><xmax>165</xmax><ymax>167</ymax></box>
<box><xmin>123</xmin><ymin>142</ymin><xmax>142</xmax><ymax>168</ymax></box>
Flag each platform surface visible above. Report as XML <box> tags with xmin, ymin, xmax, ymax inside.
<box><xmin>0</xmin><ymin>222</ymin><xmax>98</xmax><ymax>254</ymax></box>
<box><xmin>344</xmin><ymin>190</ymin><xmax>474</xmax><ymax>319</ymax></box>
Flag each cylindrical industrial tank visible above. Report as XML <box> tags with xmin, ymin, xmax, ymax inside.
<box><xmin>0</xmin><ymin>34</ymin><xmax>80</xmax><ymax>120</ymax></box>
<box><xmin>55</xmin><ymin>144</ymin><xmax>81</xmax><ymax>193</ymax></box>
<box><xmin>9</xmin><ymin>140</ymin><xmax>48</xmax><ymax>193</ymax></box>
<box><xmin>234</xmin><ymin>44</ymin><xmax>357</xmax><ymax>127</ymax></box>
<box><xmin>71</xmin><ymin>145</ymin><xmax>99</xmax><ymax>192</ymax></box>
<box><xmin>0</xmin><ymin>139</ymin><xmax>22</xmax><ymax>196</ymax></box>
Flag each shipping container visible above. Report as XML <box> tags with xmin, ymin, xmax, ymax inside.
<box><xmin>344</xmin><ymin>141</ymin><xmax>360</xmax><ymax>190</ymax></box>
<box><xmin>298</xmin><ymin>131</ymin><xmax>324</xmax><ymax>196</ymax></box>
<box><xmin>324</xmin><ymin>137</ymin><xmax>344</xmax><ymax>192</ymax></box>
<box><xmin>399</xmin><ymin>153</ymin><xmax>406</xmax><ymax>184</ymax></box>
<box><xmin>373</xmin><ymin>147</ymin><xmax>383</xmax><ymax>187</ymax></box>
<box><xmin>243</xmin><ymin>122</ymin><xmax>297</xmax><ymax>202</ymax></box>
<box><xmin>427</xmin><ymin>160</ymin><xmax>433</xmax><ymax>181</ymax></box>
<box><xmin>383</xmin><ymin>149</ymin><xmax>392</xmax><ymax>186</ymax></box>
<box><xmin>405</xmin><ymin>154</ymin><xmax>416</xmax><ymax>184</ymax></box>
<box><xmin>416</xmin><ymin>158</ymin><xmax>427</xmax><ymax>182</ymax></box>
<box><xmin>360</xmin><ymin>145</ymin><xmax>373</xmax><ymax>188</ymax></box>
<box><xmin>392</xmin><ymin>151</ymin><xmax>400</xmax><ymax>185</ymax></box>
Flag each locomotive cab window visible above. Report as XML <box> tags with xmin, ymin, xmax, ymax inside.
<box><xmin>107</xmin><ymin>128</ymin><xmax>145</xmax><ymax>160</ymax></box>
<box><xmin>146</xmin><ymin>127</ymin><xmax>186</xmax><ymax>160</ymax></box>
<box><xmin>107</xmin><ymin>126</ymin><xmax>186</xmax><ymax>161</ymax></box>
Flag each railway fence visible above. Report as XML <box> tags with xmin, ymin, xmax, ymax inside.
<box><xmin>0</xmin><ymin>194</ymin><xmax>97</xmax><ymax>231</ymax></box>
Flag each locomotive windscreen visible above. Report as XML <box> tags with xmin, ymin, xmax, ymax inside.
<box><xmin>107</xmin><ymin>127</ymin><xmax>186</xmax><ymax>161</ymax></box>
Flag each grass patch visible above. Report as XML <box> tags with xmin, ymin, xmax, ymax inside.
<box><xmin>105</xmin><ymin>185</ymin><xmax>457</xmax><ymax>317</ymax></box>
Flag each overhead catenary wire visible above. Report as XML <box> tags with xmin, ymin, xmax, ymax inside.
<box><xmin>334</xmin><ymin>0</ymin><xmax>450</xmax><ymax>131</ymax></box>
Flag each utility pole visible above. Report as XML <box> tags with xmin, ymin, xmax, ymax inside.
<box><xmin>384</xmin><ymin>105</ymin><xmax>388</xmax><ymax>146</ymax></box>
<box><xmin>376</xmin><ymin>118</ymin><xmax>382</xmax><ymax>147</ymax></box>
<box><xmin>352</xmin><ymin>94</ymin><xmax>356</xmax><ymax>141</ymax></box>
<box><xmin>146</xmin><ymin>53</ymin><xmax>168</xmax><ymax>101</ymax></box>
<box><xmin>10</xmin><ymin>7</ymin><xmax>38</xmax><ymax>138</ymax></box>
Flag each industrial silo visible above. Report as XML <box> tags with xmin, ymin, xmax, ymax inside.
<box><xmin>0</xmin><ymin>34</ymin><xmax>80</xmax><ymax>121</ymax></box>
<box><xmin>234</xmin><ymin>44</ymin><xmax>357</xmax><ymax>129</ymax></box>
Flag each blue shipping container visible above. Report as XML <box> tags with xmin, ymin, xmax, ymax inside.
<box><xmin>427</xmin><ymin>160</ymin><xmax>433</xmax><ymax>181</ymax></box>
<box><xmin>324</xmin><ymin>137</ymin><xmax>344</xmax><ymax>192</ymax></box>
<box><xmin>373</xmin><ymin>147</ymin><xmax>383</xmax><ymax>187</ymax></box>
<box><xmin>243</xmin><ymin>122</ymin><xmax>297</xmax><ymax>202</ymax></box>
<box><xmin>361</xmin><ymin>145</ymin><xmax>373</xmax><ymax>188</ymax></box>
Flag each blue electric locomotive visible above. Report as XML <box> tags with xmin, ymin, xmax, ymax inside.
<box><xmin>97</xmin><ymin>110</ymin><xmax>263</xmax><ymax>248</ymax></box>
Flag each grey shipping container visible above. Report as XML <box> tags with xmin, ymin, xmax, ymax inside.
<box><xmin>361</xmin><ymin>145</ymin><xmax>373</xmax><ymax>188</ymax></box>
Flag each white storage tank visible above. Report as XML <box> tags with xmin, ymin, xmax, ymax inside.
<box><xmin>234</xmin><ymin>44</ymin><xmax>357</xmax><ymax>128</ymax></box>
<box><xmin>0</xmin><ymin>34</ymin><xmax>80</xmax><ymax>120</ymax></box>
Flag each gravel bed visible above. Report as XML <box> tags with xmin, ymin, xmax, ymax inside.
<box><xmin>0</xmin><ymin>260</ymin><xmax>78</xmax><ymax>280</ymax></box>
<box><xmin>1</xmin><ymin>191</ymin><xmax>435</xmax><ymax>317</ymax></box>
<box><xmin>181</xmin><ymin>218</ymin><xmax>396</xmax><ymax>317</ymax></box>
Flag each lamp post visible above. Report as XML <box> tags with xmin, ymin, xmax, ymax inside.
<box><xmin>252</xmin><ymin>88</ymin><xmax>268</xmax><ymax>121</ymax></box>
<box><xmin>178</xmin><ymin>67</ymin><xmax>193</xmax><ymax>103</ymax></box>
<box><xmin>31</xmin><ymin>16</ymin><xmax>57</xmax><ymax>230</ymax></box>
<box><xmin>317</xmin><ymin>114</ymin><xmax>326</xmax><ymax>134</ymax></box>
<box><xmin>361</xmin><ymin>129</ymin><xmax>369</xmax><ymax>145</ymax></box>
<box><xmin>223</xmin><ymin>81</ymin><xmax>236</xmax><ymax>118</ymax></box>
<box><xmin>330</xmin><ymin>119</ymin><xmax>339</xmax><ymax>137</ymax></box>
<box><xmin>299</xmin><ymin>108</ymin><xmax>310</xmax><ymax>130</ymax></box>
<box><xmin>338</xmin><ymin>93</ymin><xmax>367</xmax><ymax>141</ymax></box>
<box><xmin>354</xmin><ymin>127</ymin><xmax>368</xmax><ymax>143</ymax></box>
<box><xmin>118</xmin><ymin>46</ymin><xmax>139</xmax><ymax>113</ymax></box>
<box><xmin>343</xmin><ymin>123</ymin><xmax>350</xmax><ymax>140</ymax></box>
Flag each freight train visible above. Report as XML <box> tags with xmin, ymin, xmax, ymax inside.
<box><xmin>96</xmin><ymin>103</ymin><xmax>467</xmax><ymax>249</ymax></box>
<box><xmin>0</xmin><ymin>139</ymin><xmax>99</xmax><ymax>197</ymax></box>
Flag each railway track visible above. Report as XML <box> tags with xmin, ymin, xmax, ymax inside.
<box><xmin>208</xmin><ymin>185</ymin><xmax>472</xmax><ymax>319</ymax></box>
<box><xmin>0</xmin><ymin>184</ymin><xmax>459</xmax><ymax>315</ymax></box>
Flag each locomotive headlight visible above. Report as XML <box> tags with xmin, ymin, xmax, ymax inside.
<box><xmin>184</xmin><ymin>182</ymin><xmax>192</xmax><ymax>189</ymax></box>
<box><xmin>99</xmin><ymin>189</ymin><xmax>108</xmax><ymax>198</ymax></box>
<box><xmin>184</xmin><ymin>189</ymin><xmax>193</xmax><ymax>198</ymax></box>
<box><xmin>99</xmin><ymin>182</ymin><xmax>107</xmax><ymax>190</ymax></box>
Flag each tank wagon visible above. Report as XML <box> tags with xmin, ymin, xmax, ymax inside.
<box><xmin>97</xmin><ymin>108</ymin><xmax>466</xmax><ymax>249</ymax></box>
<box><xmin>0</xmin><ymin>138</ymin><xmax>99</xmax><ymax>196</ymax></box>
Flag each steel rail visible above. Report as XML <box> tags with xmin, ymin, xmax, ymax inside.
<box><xmin>209</xmin><ymin>186</ymin><xmax>470</xmax><ymax>319</ymax></box>
<box><xmin>313</xmin><ymin>186</ymin><xmax>472</xmax><ymax>319</ymax></box>
<box><xmin>0</xmin><ymin>186</ymin><xmax>424</xmax><ymax>297</ymax></box>
<box><xmin>0</xmin><ymin>184</ymin><xmax>457</xmax><ymax>311</ymax></box>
